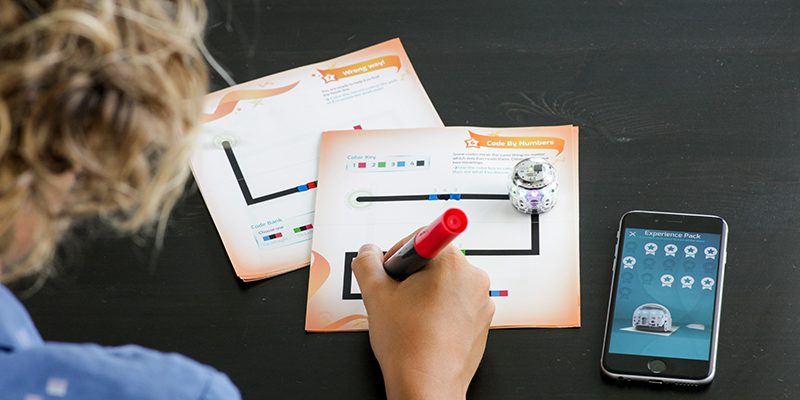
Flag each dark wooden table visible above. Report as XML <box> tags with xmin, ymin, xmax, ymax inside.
<box><xmin>16</xmin><ymin>1</ymin><xmax>800</xmax><ymax>398</ymax></box>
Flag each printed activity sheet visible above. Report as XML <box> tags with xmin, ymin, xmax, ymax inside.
<box><xmin>306</xmin><ymin>126</ymin><xmax>581</xmax><ymax>331</ymax></box>
<box><xmin>190</xmin><ymin>39</ymin><xmax>443</xmax><ymax>281</ymax></box>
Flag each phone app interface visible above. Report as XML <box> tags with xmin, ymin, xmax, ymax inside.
<box><xmin>608</xmin><ymin>228</ymin><xmax>721</xmax><ymax>361</ymax></box>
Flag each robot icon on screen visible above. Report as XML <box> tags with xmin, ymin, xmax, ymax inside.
<box><xmin>622</xmin><ymin>256</ymin><xmax>636</xmax><ymax>269</ymax></box>
<box><xmin>665</xmin><ymin>244</ymin><xmax>678</xmax><ymax>257</ymax></box>
<box><xmin>701</xmin><ymin>277</ymin><xmax>715</xmax><ymax>290</ymax></box>
<box><xmin>644</xmin><ymin>243</ymin><xmax>658</xmax><ymax>255</ymax></box>
<box><xmin>705</xmin><ymin>247</ymin><xmax>718</xmax><ymax>259</ymax></box>
<box><xmin>685</xmin><ymin>245</ymin><xmax>698</xmax><ymax>258</ymax></box>
<box><xmin>632</xmin><ymin>304</ymin><xmax>672</xmax><ymax>332</ymax></box>
<box><xmin>661</xmin><ymin>274</ymin><xmax>674</xmax><ymax>287</ymax></box>
<box><xmin>681</xmin><ymin>276</ymin><xmax>695</xmax><ymax>289</ymax></box>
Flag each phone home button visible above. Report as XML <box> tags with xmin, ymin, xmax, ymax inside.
<box><xmin>648</xmin><ymin>359</ymin><xmax>667</xmax><ymax>374</ymax></box>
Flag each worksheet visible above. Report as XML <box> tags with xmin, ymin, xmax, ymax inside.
<box><xmin>190</xmin><ymin>39</ymin><xmax>443</xmax><ymax>281</ymax></box>
<box><xmin>306</xmin><ymin>126</ymin><xmax>580</xmax><ymax>331</ymax></box>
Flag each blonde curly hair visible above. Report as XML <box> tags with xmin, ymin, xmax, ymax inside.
<box><xmin>0</xmin><ymin>0</ymin><xmax>208</xmax><ymax>282</ymax></box>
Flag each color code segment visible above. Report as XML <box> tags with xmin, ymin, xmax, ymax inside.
<box><xmin>490</xmin><ymin>290</ymin><xmax>509</xmax><ymax>297</ymax></box>
<box><xmin>262</xmin><ymin>232</ymin><xmax>283</xmax><ymax>241</ymax></box>
<box><xmin>294</xmin><ymin>224</ymin><xmax>314</xmax><ymax>233</ymax></box>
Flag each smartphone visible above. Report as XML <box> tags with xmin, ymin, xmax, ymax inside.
<box><xmin>601</xmin><ymin>211</ymin><xmax>728</xmax><ymax>385</ymax></box>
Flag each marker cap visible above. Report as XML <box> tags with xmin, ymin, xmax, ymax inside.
<box><xmin>414</xmin><ymin>208</ymin><xmax>468</xmax><ymax>258</ymax></box>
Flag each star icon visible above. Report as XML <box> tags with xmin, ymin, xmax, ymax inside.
<box><xmin>465</xmin><ymin>138</ymin><xmax>480</xmax><ymax>148</ymax></box>
<box><xmin>663</xmin><ymin>276</ymin><xmax>673</xmax><ymax>283</ymax></box>
<box><xmin>248</xmin><ymin>98</ymin><xmax>264</xmax><ymax>107</ymax></box>
<box><xmin>322</xmin><ymin>74</ymin><xmax>337</xmax><ymax>83</ymax></box>
<box><xmin>489</xmin><ymin>130</ymin><xmax>501</xmax><ymax>137</ymax></box>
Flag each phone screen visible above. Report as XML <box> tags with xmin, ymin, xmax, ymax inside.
<box><xmin>607</xmin><ymin>227</ymin><xmax>722</xmax><ymax>361</ymax></box>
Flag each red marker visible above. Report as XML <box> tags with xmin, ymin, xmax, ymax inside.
<box><xmin>383</xmin><ymin>208</ymin><xmax>468</xmax><ymax>280</ymax></box>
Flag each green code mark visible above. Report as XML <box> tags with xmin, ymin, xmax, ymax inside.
<box><xmin>378</xmin><ymin>162</ymin><xmax>386</xmax><ymax>168</ymax></box>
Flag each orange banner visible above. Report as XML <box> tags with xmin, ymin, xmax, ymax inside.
<box><xmin>464</xmin><ymin>131</ymin><xmax>565</xmax><ymax>155</ymax></box>
<box><xmin>202</xmin><ymin>81</ymin><xmax>300</xmax><ymax>123</ymax></box>
<box><xmin>317</xmin><ymin>55</ymin><xmax>401</xmax><ymax>83</ymax></box>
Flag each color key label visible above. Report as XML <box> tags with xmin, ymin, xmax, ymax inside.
<box><xmin>347</xmin><ymin>155</ymin><xmax>430</xmax><ymax>172</ymax></box>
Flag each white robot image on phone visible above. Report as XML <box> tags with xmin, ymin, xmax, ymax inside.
<box><xmin>632</xmin><ymin>303</ymin><xmax>672</xmax><ymax>332</ymax></box>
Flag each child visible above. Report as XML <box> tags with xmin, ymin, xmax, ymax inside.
<box><xmin>0</xmin><ymin>0</ymin><xmax>493</xmax><ymax>398</ymax></box>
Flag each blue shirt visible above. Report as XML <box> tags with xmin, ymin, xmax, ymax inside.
<box><xmin>0</xmin><ymin>285</ymin><xmax>241</xmax><ymax>400</ymax></box>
